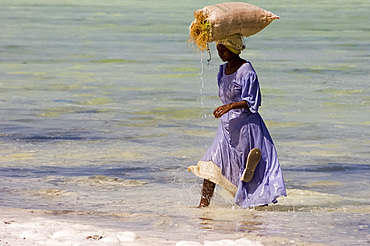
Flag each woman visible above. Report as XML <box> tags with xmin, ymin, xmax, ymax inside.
<box><xmin>188</xmin><ymin>34</ymin><xmax>286</xmax><ymax>208</ymax></box>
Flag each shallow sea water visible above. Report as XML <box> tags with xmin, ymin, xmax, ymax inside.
<box><xmin>0</xmin><ymin>0</ymin><xmax>369</xmax><ymax>245</ymax></box>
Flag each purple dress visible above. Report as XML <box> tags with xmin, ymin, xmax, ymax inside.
<box><xmin>201</xmin><ymin>62</ymin><xmax>286</xmax><ymax>208</ymax></box>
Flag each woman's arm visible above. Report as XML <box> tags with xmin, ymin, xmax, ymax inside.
<box><xmin>213</xmin><ymin>100</ymin><xmax>248</xmax><ymax>119</ymax></box>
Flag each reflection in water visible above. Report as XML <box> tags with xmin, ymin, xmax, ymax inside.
<box><xmin>197</xmin><ymin>210</ymin><xmax>263</xmax><ymax>233</ymax></box>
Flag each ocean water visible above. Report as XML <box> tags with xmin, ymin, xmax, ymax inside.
<box><xmin>0</xmin><ymin>0</ymin><xmax>369</xmax><ymax>245</ymax></box>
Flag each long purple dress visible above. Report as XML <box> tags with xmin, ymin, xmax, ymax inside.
<box><xmin>197</xmin><ymin>62</ymin><xmax>286</xmax><ymax>208</ymax></box>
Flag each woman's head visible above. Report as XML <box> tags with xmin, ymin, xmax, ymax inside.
<box><xmin>216</xmin><ymin>34</ymin><xmax>245</xmax><ymax>61</ymax></box>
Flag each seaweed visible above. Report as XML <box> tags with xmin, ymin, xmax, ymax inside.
<box><xmin>187</xmin><ymin>11</ymin><xmax>211</xmax><ymax>51</ymax></box>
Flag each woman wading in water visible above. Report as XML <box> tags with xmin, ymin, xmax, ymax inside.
<box><xmin>188</xmin><ymin>34</ymin><xmax>286</xmax><ymax>208</ymax></box>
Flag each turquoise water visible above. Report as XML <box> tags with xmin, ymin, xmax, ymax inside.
<box><xmin>0</xmin><ymin>0</ymin><xmax>369</xmax><ymax>245</ymax></box>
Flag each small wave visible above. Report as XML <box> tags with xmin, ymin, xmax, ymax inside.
<box><xmin>77</xmin><ymin>175</ymin><xmax>147</xmax><ymax>187</ymax></box>
<box><xmin>284</xmin><ymin>163</ymin><xmax>370</xmax><ymax>173</ymax></box>
<box><xmin>256</xmin><ymin>188</ymin><xmax>370</xmax><ymax>213</ymax></box>
<box><xmin>29</xmin><ymin>188</ymin><xmax>77</xmax><ymax>198</ymax></box>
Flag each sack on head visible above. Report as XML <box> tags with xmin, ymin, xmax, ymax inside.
<box><xmin>188</xmin><ymin>2</ymin><xmax>279</xmax><ymax>51</ymax></box>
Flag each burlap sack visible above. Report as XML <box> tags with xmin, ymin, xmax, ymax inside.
<box><xmin>188</xmin><ymin>2</ymin><xmax>279</xmax><ymax>51</ymax></box>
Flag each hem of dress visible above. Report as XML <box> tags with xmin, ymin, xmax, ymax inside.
<box><xmin>188</xmin><ymin>161</ymin><xmax>238</xmax><ymax>197</ymax></box>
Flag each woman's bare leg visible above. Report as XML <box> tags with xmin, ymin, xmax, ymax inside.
<box><xmin>198</xmin><ymin>179</ymin><xmax>216</xmax><ymax>208</ymax></box>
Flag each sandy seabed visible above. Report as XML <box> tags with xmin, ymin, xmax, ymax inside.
<box><xmin>0</xmin><ymin>208</ymin><xmax>328</xmax><ymax>246</ymax></box>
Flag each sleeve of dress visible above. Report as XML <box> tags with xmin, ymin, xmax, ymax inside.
<box><xmin>241</xmin><ymin>72</ymin><xmax>261</xmax><ymax>113</ymax></box>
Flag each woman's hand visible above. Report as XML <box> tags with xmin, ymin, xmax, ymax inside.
<box><xmin>213</xmin><ymin>101</ymin><xmax>249</xmax><ymax>119</ymax></box>
<box><xmin>213</xmin><ymin>104</ymin><xmax>232</xmax><ymax>119</ymax></box>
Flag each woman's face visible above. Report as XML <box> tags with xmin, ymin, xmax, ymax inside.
<box><xmin>216</xmin><ymin>44</ymin><xmax>234</xmax><ymax>62</ymax></box>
